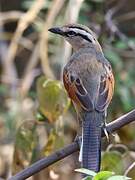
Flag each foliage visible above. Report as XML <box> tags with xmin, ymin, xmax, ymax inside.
<box><xmin>36</xmin><ymin>76</ymin><xmax>70</xmax><ymax>123</ymax></box>
<box><xmin>75</xmin><ymin>168</ymin><xmax>131</xmax><ymax>180</ymax></box>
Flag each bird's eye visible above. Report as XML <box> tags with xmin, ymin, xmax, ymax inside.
<box><xmin>67</xmin><ymin>31</ymin><xmax>76</xmax><ymax>36</ymax></box>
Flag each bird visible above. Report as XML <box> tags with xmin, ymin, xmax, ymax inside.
<box><xmin>48</xmin><ymin>24</ymin><xmax>114</xmax><ymax>173</ymax></box>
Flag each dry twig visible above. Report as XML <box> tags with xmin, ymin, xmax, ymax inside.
<box><xmin>0</xmin><ymin>11</ymin><xmax>24</xmax><ymax>25</ymax></box>
<box><xmin>105</xmin><ymin>0</ymin><xmax>127</xmax><ymax>40</ymax></box>
<box><xmin>0</xmin><ymin>10</ymin><xmax>8</xmax><ymax>69</ymax></box>
<box><xmin>116</xmin><ymin>11</ymin><xmax>135</xmax><ymax>22</ymax></box>
<box><xmin>39</xmin><ymin>0</ymin><xmax>65</xmax><ymax>79</ymax></box>
<box><xmin>124</xmin><ymin>162</ymin><xmax>135</xmax><ymax>176</ymax></box>
<box><xmin>20</xmin><ymin>43</ymin><xmax>40</xmax><ymax>96</ymax></box>
<box><xmin>3</xmin><ymin>0</ymin><xmax>44</xmax><ymax>85</ymax></box>
<box><xmin>20</xmin><ymin>43</ymin><xmax>40</xmax><ymax>97</ymax></box>
<box><xmin>105</xmin><ymin>0</ymin><xmax>135</xmax><ymax>50</ymax></box>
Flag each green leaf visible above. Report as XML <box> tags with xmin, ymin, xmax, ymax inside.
<box><xmin>118</xmin><ymin>86</ymin><xmax>132</xmax><ymax>111</ymax></box>
<box><xmin>12</xmin><ymin>121</ymin><xmax>38</xmax><ymax>173</ymax></box>
<box><xmin>44</xmin><ymin>129</ymin><xmax>64</xmax><ymax>156</ymax></box>
<box><xmin>115</xmin><ymin>41</ymin><xmax>128</xmax><ymax>49</ymax></box>
<box><xmin>0</xmin><ymin>84</ymin><xmax>8</xmax><ymax>95</ymax></box>
<box><xmin>36</xmin><ymin>111</ymin><xmax>45</xmax><ymax>121</ymax></box>
<box><xmin>93</xmin><ymin>171</ymin><xmax>114</xmax><ymax>180</ymax></box>
<box><xmin>101</xmin><ymin>151</ymin><xmax>123</xmax><ymax>174</ymax></box>
<box><xmin>36</xmin><ymin>76</ymin><xmax>70</xmax><ymax>123</ymax></box>
<box><xmin>108</xmin><ymin>175</ymin><xmax>131</xmax><ymax>180</ymax></box>
<box><xmin>82</xmin><ymin>176</ymin><xmax>93</xmax><ymax>180</ymax></box>
<box><xmin>104</xmin><ymin>50</ymin><xmax>123</xmax><ymax>70</ymax></box>
<box><xmin>75</xmin><ymin>168</ymin><xmax>97</xmax><ymax>176</ymax></box>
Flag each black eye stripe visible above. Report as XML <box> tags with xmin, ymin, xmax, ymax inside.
<box><xmin>77</xmin><ymin>33</ymin><xmax>92</xmax><ymax>43</ymax></box>
<box><xmin>64</xmin><ymin>32</ymin><xmax>92</xmax><ymax>43</ymax></box>
<box><xmin>67</xmin><ymin>31</ymin><xmax>76</xmax><ymax>36</ymax></box>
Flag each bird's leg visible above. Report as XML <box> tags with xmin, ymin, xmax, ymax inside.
<box><xmin>102</xmin><ymin>119</ymin><xmax>109</xmax><ymax>142</ymax></box>
<box><xmin>74</xmin><ymin>134</ymin><xmax>81</xmax><ymax>143</ymax></box>
<box><xmin>102</xmin><ymin>111</ymin><xmax>110</xmax><ymax>142</ymax></box>
<box><xmin>74</xmin><ymin>111</ymin><xmax>83</xmax><ymax>162</ymax></box>
<box><xmin>78</xmin><ymin>128</ymin><xmax>83</xmax><ymax>162</ymax></box>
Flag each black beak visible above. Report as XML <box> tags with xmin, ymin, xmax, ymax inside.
<box><xmin>48</xmin><ymin>27</ymin><xmax>64</xmax><ymax>36</ymax></box>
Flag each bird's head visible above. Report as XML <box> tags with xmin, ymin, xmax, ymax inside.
<box><xmin>48</xmin><ymin>24</ymin><xmax>102</xmax><ymax>51</ymax></box>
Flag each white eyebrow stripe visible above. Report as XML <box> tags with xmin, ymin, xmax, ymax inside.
<box><xmin>70</xmin><ymin>28</ymin><xmax>95</xmax><ymax>43</ymax></box>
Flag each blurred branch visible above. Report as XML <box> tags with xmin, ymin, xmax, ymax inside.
<box><xmin>116</xmin><ymin>11</ymin><xmax>135</xmax><ymax>22</ymax></box>
<box><xmin>105</xmin><ymin>0</ymin><xmax>135</xmax><ymax>50</ymax></box>
<box><xmin>20</xmin><ymin>69</ymin><xmax>41</xmax><ymax>97</ymax></box>
<box><xmin>124</xmin><ymin>162</ymin><xmax>135</xmax><ymax>176</ymax></box>
<box><xmin>9</xmin><ymin>109</ymin><xmax>135</xmax><ymax>180</ymax></box>
<box><xmin>39</xmin><ymin>0</ymin><xmax>65</xmax><ymax>79</ymax></box>
<box><xmin>20</xmin><ymin>43</ymin><xmax>40</xmax><ymax>96</ymax></box>
<box><xmin>3</xmin><ymin>0</ymin><xmax>44</xmax><ymax>85</ymax></box>
<box><xmin>0</xmin><ymin>11</ymin><xmax>24</xmax><ymax>25</ymax></box>
<box><xmin>0</xmin><ymin>32</ymin><xmax>34</xmax><ymax>50</ymax></box>
<box><xmin>105</xmin><ymin>0</ymin><xmax>127</xmax><ymax>40</ymax></box>
<box><xmin>23</xmin><ymin>43</ymin><xmax>39</xmax><ymax>77</ymax></box>
<box><xmin>106</xmin><ymin>45</ymin><xmax>135</xmax><ymax>59</ymax></box>
<box><xmin>0</xmin><ymin>10</ymin><xmax>8</xmax><ymax>70</ymax></box>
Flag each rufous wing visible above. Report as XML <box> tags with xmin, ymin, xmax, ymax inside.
<box><xmin>96</xmin><ymin>64</ymin><xmax>114</xmax><ymax>112</ymax></box>
<box><xmin>63</xmin><ymin>69</ymin><xmax>94</xmax><ymax>111</ymax></box>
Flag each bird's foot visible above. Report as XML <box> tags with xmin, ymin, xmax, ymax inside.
<box><xmin>74</xmin><ymin>135</ymin><xmax>82</xmax><ymax>147</ymax></box>
<box><xmin>74</xmin><ymin>135</ymin><xmax>83</xmax><ymax>162</ymax></box>
<box><xmin>102</xmin><ymin>123</ymin><xmax>110</xmax><ymax>142</ymax></box>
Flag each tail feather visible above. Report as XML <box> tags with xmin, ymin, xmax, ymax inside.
<box><xmin>81</xmin><ymin>111</ymin><xmax>103</xmax><ymax>172</ymax></box>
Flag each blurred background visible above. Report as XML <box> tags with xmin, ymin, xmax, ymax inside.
<box><xmin>0</xmin><ymin>0</ymin><xmax>135</xmax><ymax>179</ymax></box>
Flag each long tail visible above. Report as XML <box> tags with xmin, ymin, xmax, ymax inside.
<box><xmin>81</xmin><ymin>111</ymin><xmax>103</xmax><ymax>172</ymax></box>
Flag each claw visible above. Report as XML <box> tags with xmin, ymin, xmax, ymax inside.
<box><xmin>112</xmin><ymin>133</ymin><xmax>116</xmax><ymax>137</ymax></box>
<box><xmin>102</xmin><ymin>112</ymin><xmax>110</xmax><ymax>142</ymax></box>
<box><xmin>103</xmin><ymin>126</ymin><xmax>110</xmax><ymax>142</ymax></box>
<box><xmin>75</xmin><ymin>129</ymin><xmax>83</xmax><ymax>163</ymax></box>
<box><xmin>74</xmin><ymin>135</ymin><xmax>82</xmax><ymax>146</ymax></box>
<box><xmin>102</xmin><ymin>119</ymin><xmax>110</xmax><ymax>142</ymax></box>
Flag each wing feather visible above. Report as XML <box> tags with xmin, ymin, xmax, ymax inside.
<box><xmin>63</xmin><ymin>69</ymin><xmax>94</xmax><ymax>111</ymax></box>
<box><xmin>96</xmin><ymin>64</ymin><xmax>114</xmax><ymax>112</ymax></box>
